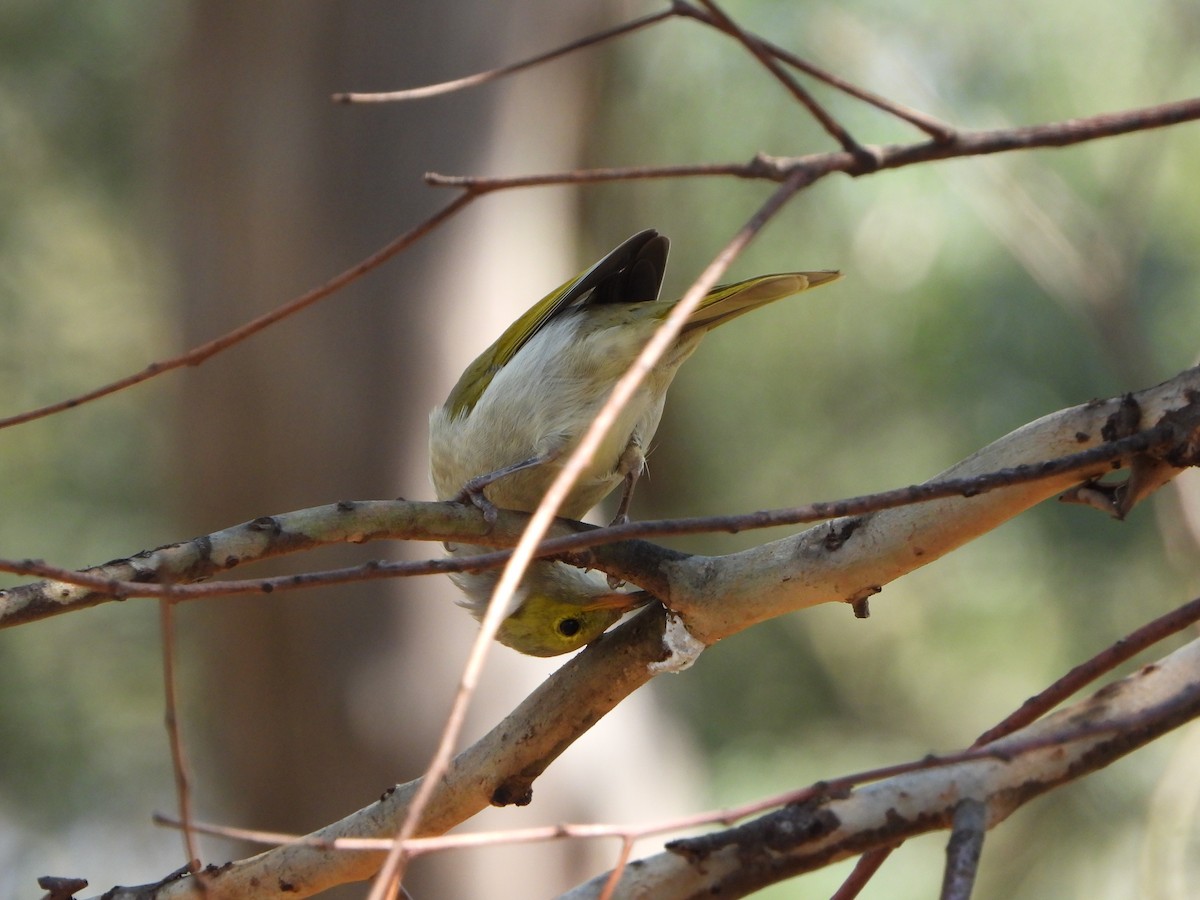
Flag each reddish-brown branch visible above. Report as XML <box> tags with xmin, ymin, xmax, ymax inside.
<box><xmin>975</xmin><ymin>594</ymin><xmax>1200</xmax><ymax>744</ymax></box>
<box><xmin>693</xmin><ymin>0</ymin><xmax>872</xmax><ymax>161</ymax></box>
<box><xmin>159</xmin><ymin>598</ymin><xmax>204</xmax><ymax>882</ymax></box>
<box><xmin>332</xmin><ymin>7</ymin><xmax>676</xmax><ymax>103</ymax></box>
<box><xmin>0</xmin><ymin>193</ymin><xmax>473</xmax><ymax>432</ymax></box>
<box><xmin>830</xmin><ymin>849</ymin><xmax>893</xmax><ymax>900</ymax></box>
<box><xmin>339</xmin><ymin>0</ymin><xmax>953</xmax><ymax>141</ymax></box>
<box><xmin>425</xmin><ymin>160</ymin><xmax>761</xmax><ymax>190</ymax></box>
<box><xmin>427</xmin><ymin>96</ymin><xmax>1200</xmax><ymax>193</ymax></box>
<box><xmin>670</xmin><ymin>0</ymin><xmax>955</xmax><ymax>140</ymax></box>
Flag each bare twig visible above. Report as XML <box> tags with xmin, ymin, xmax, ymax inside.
<box><xmin>975</xmin><ymin>593</ymin><xmax>1200</xmax><ymax>744</ymax></box>
<box><xmin>597</xmin><ymin>838</ymin><xmax>635</xmax><ymax>900</ymax></box>
<box><xmin>694</xmin><ymin>0</ymin><xmax>872</xmax><ymax>161</ymax></box>
<box><xmin>340</xmin><ymin>0</ymin><xmax>953</xmax><ymax>140</ymax></box>
<box><xmin>829</xmin><ymin>849</ymin><xmax>891</xmax><ymax>900</ymax></box>
<box><xmin>672</xmin><ymin>1</ymin><xmax>956</xmax><ymax>139</ymax></box>
<box><xmin>9</xmin><ymin>93</ymin><xmax>1188</xmax><ymax>454</ymax></box>
<box><xmin>0</xmin><ymin>194</ymin><xmax>473</xmax><ymax>432</ymax></box>
<box><xmin>159</xmin><ymin>597</ymin><xmax>203</xmax><ymax>884</ymax></box>
<box><xmin>425</xmin><ymin>160</ymin><xmax>761</xmax><ymax>189</ymax></box>
<box><xmin>427</xmin><ymin>96</ymin><xmax>1200</xmax><ymax>193</ymax></box>
<box><xmin>332</xmin><ymin>7</ymin><xmax>676</xmax><ymax>103</ymax></box>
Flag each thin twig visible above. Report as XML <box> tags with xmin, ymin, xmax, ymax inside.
<box><xmin>332</xmin><ymin>7</ymin><xmax>676</xmax><ymax>103</ymax></box>
<box><xmin>598</xmin><ymin>837</ymin><xmax>636</xmax><ymax>900</ymax></box>
<box><xmin>8</xmin><ymin>99</ymin><xmax>1194</xmax><ymax>436</ymax></box>
<box><xmin>159</xmin><ymin>597</ymin><xmax>203</xmax><ymax>884</ymax></box>
<box><xmin>342</xmin><ymin>0</ymin><xmax>953</xmax><ymax>141</ymax></box>
<box><xmin>425</xmin><ymin>160</ymin><xmax>762</xmax><ymax>189</ymax></box>
<box><xmin>975</xmin><ymin>593</ymin><xmax>1200</xmax><ymax>744</ymax></box>
<box><xmin>672</xmin><ymin>0</ymin><xmax>955</xmax><ymax>140</ymax></box>
<box><xmin>829</xmin><ymin>849</ymin><xmax>893</xmax><ymax>900</ymax></box>
<box><xmin>0</xmin><ymin>193</ymin><xmax>473</xmax><ymax>432</ymax></box>
<box><xmin>425</xmin><ymin>96</ymin><xmax>1200</xmax><ymax>194</ymax></box>
<box><xmin>694</xmin><ymin>0</ymin><xmax>872</xmax><ymax>162</ymax></box>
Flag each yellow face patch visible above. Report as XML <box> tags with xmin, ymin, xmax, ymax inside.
<box><xmin>495</xmin><ymin>593</ymin><xmax>625</xmax><ymax>657</ymax></box>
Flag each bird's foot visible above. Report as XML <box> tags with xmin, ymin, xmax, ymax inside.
<box><xmin>456</xmin><ymin>480</ymin><xmax>499</xmax><ymax>525</ymax></box>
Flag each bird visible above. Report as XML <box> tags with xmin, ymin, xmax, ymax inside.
<box><xmin>430</xmin><ymin>229</ymin><xmax>840</xmax><ymax>655</ymax></box>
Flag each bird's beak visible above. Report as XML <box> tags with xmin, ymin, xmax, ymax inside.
<box><xmin>584</xmin><ymin>589</ymin><xmax>657</xmax><ymax>613</ymax></box>
<box><xmin>802</xmin><ymin>270</ymin><xmax>842</xmax><ymax>289</ymax></box>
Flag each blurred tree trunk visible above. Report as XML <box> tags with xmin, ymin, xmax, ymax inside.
<box><xmin>162</xmin><ymin>2</ymin><xmax>696</xmax><ymax>896</ymax></box>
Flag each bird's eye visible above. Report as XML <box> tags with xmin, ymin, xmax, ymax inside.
<box><xmin>557</xmin><ymin>617</ymin><xmax>582</xmax><ymax>637</ymax></box>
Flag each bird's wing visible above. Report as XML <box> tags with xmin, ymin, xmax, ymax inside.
<box><xmin>443</xmin><ymin>229</ymin><xmax>669</xmax><ymax>418</ymax></box>
<box><xmin>682</xmin><ymin>270</ymin><xmax>842</xmax><ymax>333</ymax></box>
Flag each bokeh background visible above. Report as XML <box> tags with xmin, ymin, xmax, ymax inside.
<box><xmin>3</xmin><ymin>1</ymin><xmax>1200</xmax><ymax>897</ymax></box>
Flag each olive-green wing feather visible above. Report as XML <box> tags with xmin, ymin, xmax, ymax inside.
<box><xmin>443</xmin><ymin>229</ymin><xmax>670</xmax><ymax>418</ymax></box>
<box><xmin>684</xmin><ymin>270</ymin><xmax>842</xmax><ymax>333</ymax></box>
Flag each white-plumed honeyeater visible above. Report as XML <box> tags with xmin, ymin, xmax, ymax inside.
<box><xmin>430</xmin><ymin>229</ymin><xmax>840</xmax><ymax>655</ymax></box>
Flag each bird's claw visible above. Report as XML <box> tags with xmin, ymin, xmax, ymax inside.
<box><xmin>457</xmin><ymin>483</ymin><xmax>499</xmax><ymax>525</ymax></box>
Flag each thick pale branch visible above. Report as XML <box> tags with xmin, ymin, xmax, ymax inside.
<box><xmin>667</xmin><ymin>367</ymin><xmax>1200</xmax><ymax>642</ymax></box>
<box><xmin>7</xmin><ymin>367</ymin><xmax>1198</xmax><ymax>639</ymax></box>
<box><xmin>0</xmin><ymin>500</ymin><xmax>482</xmax><ymax>626</ymax></box>
<box><xmin>0</xmin><ymin>414</ymin><xmax>1159</xmax><ymax>626</ymax></box>
<box><xmin>148</xmin><ymin>608</ymin><xmax>672</xmax><ymax>900</ymax></box>
<box><xmin>553</xmin><ymin>418</ymin><xmax>1179</xmax><ymax>545</ymax></box>
<box><xmin>559</xmin><ymin>638</ymin><xmax>1200</xmax><ymax>899</ymax></box>
<box><xmin>0</xmin><ymin>504</ymin><xmax>657</xmax><ymax>626</ymax></box>
<box><xmin>0</xmin><ymin>507</ymin><xmax>682</xmax><ymax>628</ymax></box>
